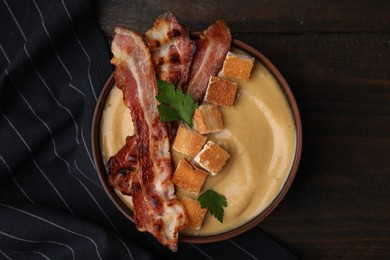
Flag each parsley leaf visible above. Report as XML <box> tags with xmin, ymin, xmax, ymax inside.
<box><xmin>198</xmin><ymin>189</ymin><xmax>228</xmax><ymax>223</ymax></box>
<box><xmin>156</xmin><ymin>80</ymin><xmax>198</xmax><ymax>126</ymax></box>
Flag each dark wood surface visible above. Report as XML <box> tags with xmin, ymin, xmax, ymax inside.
<box><xmin>93</xmin><ymin>0</ymin><xmax>390</xmax><ymax>258</ymax></box>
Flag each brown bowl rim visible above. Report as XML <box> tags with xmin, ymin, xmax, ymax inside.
<box><xmin>91</xmin><ymin>38</ymin><xmax>302</xmax><ymax>244</ymax></box>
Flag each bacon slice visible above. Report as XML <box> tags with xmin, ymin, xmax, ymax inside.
<box><xmin>145</xmin><ymin>12</ymin><xmax>196</xmax><ymax>89</ymax></box>
<box><xmin>186</xmin><ymin>20</ymin><xmax>232</xmax><ymax>102</ymax></box>
<box><xmin>111</xmin><ymin>27</ymin><xmax>187</xmax><ymax>252</ymax></box>
<box><xmin>108</xmin><ymin>135</ymin><xmax>138</xmax><ymax>195</ymax></box>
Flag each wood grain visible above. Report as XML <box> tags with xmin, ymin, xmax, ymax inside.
<box><xmin>94</xmin><ymin>0</ymin><xmax>390</xmax><ymax>35</ymax></box>
<box><xmin>94</xmin><ymin>1</ymin><xmax>390</xmax><ymax>258</ymax></box>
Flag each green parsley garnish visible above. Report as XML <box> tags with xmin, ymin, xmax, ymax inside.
<box><xmin>156</xmin><ymin>80</ymin><xmax>198</xmax><ymax>126</ymax></box>
<box><xmin>198</xmin><ymin>189</ymin><xmax>228</xmax><ymax>223</ymax></box>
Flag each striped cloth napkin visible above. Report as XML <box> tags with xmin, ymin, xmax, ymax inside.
<box><xmin>0</xmin><ymin>0</ymin><xmax>296</xmax><ymax>259</ymax></box>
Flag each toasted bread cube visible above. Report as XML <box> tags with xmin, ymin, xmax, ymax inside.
<box><xmin>182</xmin><ymin>196</ymin><xmax>208</xmax><ymax>230</ymax></box>
<box><xmin>219</xmin><ymin>51</ymin><xmax>255</xmax><ymax>81</ymax></box>
<box><xmin>204</xmin><ymin>76</ymin><xmax>238</xmax><ymax>107</ymax></box>
<box><xmin>194</xmin><ymin>141</ymin><xmax>230</xmax><ymax>176</ymax></box>
<box><xmin>172</xmin><ymin>159</ymin><xmax>208</xmax><ymax>194</ymax></box>
<box><xmin>193</xmin><ymin>105</ymin><xmax>223</xmax><ymax>134</ymax></box>
<box><xmin>173</xmin><ymin>124</ymin><xmax>207</xmax><ymax>158</ymax></box>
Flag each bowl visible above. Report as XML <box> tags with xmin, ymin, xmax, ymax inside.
<box><xmin>91</xmin><ymin>38</ymin><xmax>302</xmax><ymax>244</ymax></box>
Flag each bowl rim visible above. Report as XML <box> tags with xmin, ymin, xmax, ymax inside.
<box><xmin>91</xmin><ymin>38</ymin><xmax>302</xmax><ymax>244</ymax></box>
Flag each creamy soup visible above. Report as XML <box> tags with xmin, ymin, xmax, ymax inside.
<box><xmin>100</xmin><ymin>53</ymin><xmax>296</xmax><ymax>236</ymax></box>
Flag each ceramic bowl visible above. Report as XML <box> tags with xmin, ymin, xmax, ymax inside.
<box><xmin>91</xmin><ymin>38</ymin><xmax>302</xmax><ymax>243</ymax></box>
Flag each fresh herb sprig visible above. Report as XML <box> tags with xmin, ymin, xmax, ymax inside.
<box><xmin>156</xmin><ymin>80</ymin><xmax>198</xmax><ymax>126</ymax></box>
<box><xmin>198</xmin><ymin>189</ymin><xmax>228</xmax><ymax>223</ymax></box>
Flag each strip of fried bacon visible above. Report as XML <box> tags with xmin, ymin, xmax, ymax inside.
<box><xmin>145</xmin><ymin>12</ymin><xmax>196</xmax><ymax>89</ymax></box>
<box><xmin>108</xmin><ymin>135</ymin><xmax>137</xmax><ymax>195</ymax></box>
<box><xmin>111</xmin><ymin>27</ymin><xmax>187</xmax><ymax>252</ymax></box>
<box><xmin>185</xmin><ymin>20</ymin><xmax>232</xmax><ymax>102</ymax></box>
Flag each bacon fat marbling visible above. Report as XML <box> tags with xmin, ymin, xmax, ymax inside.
<box><xmin>186</xmin><ymin>20</ymin><xmax>232</xmax><ymax>102</ymax></box>
<box><xmin>110</xmin><ymin>27</ymin><xmax>187</xmax><ymax>252</ymax></box>
<box><xmin>145</xmin><ymin>12</ymin><xmax>196</xmax><ymax>89</ymax></box>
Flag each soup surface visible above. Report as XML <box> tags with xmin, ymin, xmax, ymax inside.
<box><xmin>100</xmin><ymin>53</ymin><xmax>296</xmax><ymax>236</ymax></box>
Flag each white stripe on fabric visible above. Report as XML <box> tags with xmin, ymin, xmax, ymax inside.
<box><xmin>23</xmin><ymin>43</ymin><xmax>80</xmax><ymax>145</ymax></box>
<box><xmin>0</xmin><ymin>43</ymin><xmax>11</xmax><ymax>63</ymax></box>
<box><xmin>228</xmin><ymin>239</ymin><xmax>259</xmax><ymax>260</ymax></box>
<box><xmin>4</xmin><ymin>69</ymin><xmax>76</xmax><ymax>179</ymax></box>
<box><xmin>0</xmin><ymin>153</ymin><xmax>36</xmax><ymax>204</ymax></box>
<box><xmin>4</xmin><ymin>71</ymin><xmax>121</xmax><ymax>238</ymax></box>
<box><xmin>71</xmin><ymin>167</ymin><xmax>120</xmax><ymax>234</ymax></box>
<box><xmin>61</xmin><ymin>0</ymin><xmax>97</xmax><ymax>101</ymax></box>
<box><xmin>81</xmin><ymin>127</ymin><xmax>96</xmax><ymax>170</ymax></box>
<box><xmin>32</xmin><ymin>0</ymin><xmax>73</xmax><ymax>80</ymax></box>
<box><xmin>73</xmin><ymin>160</ymin><xmax>101</xmax><ymax>189</ymax></box>
<box><xmin>3</xmin><ymin>1</ymin><xmax>80</xmax><ymax>146</ymax></box>
<box><xmin>72</xmin><ymin>166</ymin><xmax>134</xmax><ymax>260</ymax></box>
<box><xmin>3</xmin><ymin>0</ymin><xmax>26</xmax><ymax>40</ymax></box>
<box><xmin>0</xmin><ymin>203</ymin><xmax>103</xmax><ymax>260</ymax></box>
<box><xmin>189</xmin><ymin>244</ymin><xmax>214</xmax><ymax>260</ymax></box>
<box><xmin>1</xmin><ymin>112</ymin><xmax>75</xmax><ymax>216</ymax></box>
<box><xmin>0</xmin><ymin>230</ymin><xmax>75</xmax><ymax>260</ymax></box>
<box><xmin>72</xmin><ymin>0</ymin><xmax>107</xmax><ymax>86</ymax></box>
<box><xmin>69</xmin><ymin>83</ymin><xmax>86</xmax><ymax>97</ymax></box>
<box><xmin>3</xmin><ymin>72</ymin><xmax>103</xmax><ymax>214</ymax></box>
<box><xmin>4</xmin><ymin>71</ymin><xmax>119</xmax><ymax>244</ymax></box>
<box><xmin>35</xmin><ymin>251</ymin><xmax>51</xmax><ymax>260</ymax></box>
<box><xmin>72</xmin><ymin>165</ymin><xmax>135</xmax><ymax>260</ymax></box>
<box><xmin>114</xmin><ymin>234</ymin><xmax>134</xmax><ymax>260</ymax></box>
<box><xmin>0</xmin><ymin>250</ymin><xmax>12</xmax><ymax>260</ymax></box>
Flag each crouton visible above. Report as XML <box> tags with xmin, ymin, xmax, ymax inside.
<box><xmin>204</xmin><ymin>76</ymin><xmax>238</xmax><ymax>107</ymax></box>
<box><xmin>194</xmin><ymin>141</ymin><xmax>230</xmax><ymax>176</ymax></box>
<box><xmin>219</xmin><ymin>51</ymin><xmax>255</xmax><ymax>81</ymax></box>
<box><xmin>173</xmin><ymin>124</ymin><xmax>207</xmax><ymax>158</ymax></box>
<box><xmin>172</xmin><ymin>159</ymin><xmax>208</xmax><ymax>194</ymax></box>
<box><xmin>181</xmin><ymin>196</ymin><xmax>208</xmax><ymax>230</ymax></box>
<box><xmin>193</xmin><ymin>104</ymin><xmax>223</xmax><ymax>134</ymax></box>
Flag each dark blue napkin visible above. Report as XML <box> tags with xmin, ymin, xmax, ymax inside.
<box><xmin>0</xmin><ymin>0</ymin><xmax>296</xmax><ymax>259</ymax></box>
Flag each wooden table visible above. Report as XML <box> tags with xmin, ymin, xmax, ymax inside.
<box><xmin>94</xmin><ymin>0</ymin><xmax>390</xmax><ymax>258</ymax></box>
